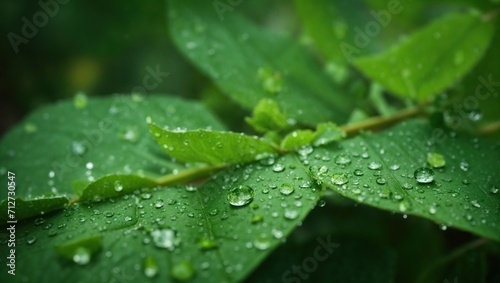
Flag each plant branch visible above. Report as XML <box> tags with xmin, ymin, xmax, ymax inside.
<box><xmin>341</xmin><ymin>105</ymin><xmax>424</xmax><ymax>137</ymax></box>
<box><xmin>155</xmin><ymin>164</ymin><xmax>228</xmax><ymax>186</ymax></box>
<box><xmin>477</xmin><ymin>120</ymin><xmax>500</xmax><ymax>136</ymax></box>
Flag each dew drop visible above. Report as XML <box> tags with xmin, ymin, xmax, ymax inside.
<box><xmin>151</xmin><ymin>229</ymin><xmax>180</xmax><ymax>251</ymax></box>
<box><xmin>279</xmin><ymin>184</ymin><xmax>295</xmax><ymax>196</ymax></box>
<box><xmin>414</xmin><ymin>167</ymin><xmax>435</xmax><ymax>184</ymax></box>
<box><xmin>34</xmin><ymin>218</ymin><xmax>45</xmax><ymax>226</ymax></box>
<box><xmin>227</xmin><ymin>185</ymin><xmax>254</xmax><ymax>207</ymax></box>
<box><xmin>85</xmin><ymin>162</ymin><xmax>94</xmax><ymax>170</ymax></box>
<box><xmin>376</xmin><ymin>178</ymin><xmax>387</xmax><ymax>185</ymax></box>
<box><xmin>334</xmin><ymin>154</ymin><xmax>351</xmax><ymax>165</ymax></box>
<box><xmin>284</xmin><ymin>209</ymin><xmax>299</xmax><ymax>220</ymax></box>
<box><xmin>428</xmin><ymin>206</ymin><xmax>437</xmax><ymax>215</ymax></box>
<box><xmin>253</xmin><ymin>234</ymin><xmax>271</xmax><ymax>250</ymax></box>
<box><xmin>490</xmin><ymin>185</ymin><xmax>499</xmax><ymax>194</ymax></box>
<box><xmin>114</xmin><ymin>180</ymin><xmax>123</xmax><ymax>192</ymax></box>
<box><xmin>470</xmin><ymin>200</ymin><xmax>481</xmax><ymax>208</ymax></box>
<box><xmin>317</xmin><ymin>199</ymin><xmax>326</xmax><ymax>207</ymax></box>
<box><xmin>367</xmin><ymin>162</ymin><xmax>382</xmax><ymax>170</ymax></box>
<box><xmin>272</xmin><ymin>163</ymin><xmax>285</xmax><ymax>173</ymax></box>
<box><xmin>459</xmin><ymin>161</ymin><xmax>469</xmax><ymax>171</ymax></box>
<box><xmin>71</xmin><ymin>141</ymin><xmax>87</xmax><ymax>156</ymax></box>
<box><xmin>389</xmin><ymin>164</ymin><xmax>400</xmax><ymax>171</ymax></box>
<box><xmin>154</xmin><ymin>199</ymin><xmax>164</xmax><ymax>208</ymax></box>
<box><xmin>353</xmin><ymin>169</ymin><xmax>364</xmax><ymax>176</ymax></box>
<box><xmin>72</xmin><ymin>247</ymin><xmax>91</xmax><ymax>265</ymax></box>
<box><xmin>402</xmin><ymin>183</ymin><xmax>413</xmax><ymax>190</ymax></box>
<box><xmin>144</xmin><ymin>256</ymin><xmax>159</xmax><ymax>278</ymax></box>
<box><xmin>331</xmin><ymin>173</ymin><xmax>349</xmax><ymax>185</ymax></box>
<box><xmin>26</xmin><ymin>235</ymin><xmax>37</xmax><ymax>245</ymax></box>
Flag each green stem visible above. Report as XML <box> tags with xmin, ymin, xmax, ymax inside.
<box><xmin>416</xmin><ymin>238</ymin><xmax>488</xmax><ymax>283</ymax></box>
<box><xmin>341</xmin><ymin>105</ymin><xmax>424</xmax><ymax>137</ymax></box>
<box><xmin>477</xmin><ymin>120</ymin><xmax>500</xmax><ymax>136</ymax></box>
<box><xmin>154</xmin><ymin>164</ymin><xmax>228</xmax><ymax>186</ymax></box>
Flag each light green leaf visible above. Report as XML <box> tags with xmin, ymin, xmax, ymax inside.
<box><xmin>280</xmin><ymin>122</ymin><xmax>345</xmax><ymax>150</ymax></box>
<box><xmin>245</xmin><ymin>98</ymin><xmax>291</xmax><ymax>133</ymax></box>
<box><xmin>79</xmin><ymin>174</ymin><xmax>158</xmax><ymax>202</ymax></box>
<box><xmin>168</xmin><ymin>0</ymin><xmax>354</xmax><ymax>125</ymax></box>
<box><xmin>0</xmin><ymin>95</ymin><xmax>225</xmax><ymax>200</ymax></box>
<box><xmin>354</xmin><ymin>12</ymin><xmax>494</xmax><ymax>101</ymax></box>
<box><xmin>148</xmin><ymin>123</ymin><xmax>278</xmax><ymax>165</ymax></box>
<box><xmin>306</xmin><ymin>119</ymin><xmax>500</xmax><ymax>241</ymax></box>
<box><xmin>1</xmin><ymin>154</ymin><xmax>321</xmax><ymax>283</ymax></box>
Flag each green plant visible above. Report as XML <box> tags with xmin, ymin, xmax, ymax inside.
<box><xmin>1</xmin><ymin>1</ymin><xmax>499</xmax><ymax>282</ymax></box>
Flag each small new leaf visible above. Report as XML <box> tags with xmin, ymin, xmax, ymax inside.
<box><xmin>245</xmin><ymin>98</ymin><xmax>290</xmax><ymax>133</ymax></box>
<box><xmin>148</xmin><ymin>123</ymin><xmax>278</xmax><ymax>165</ymax></box>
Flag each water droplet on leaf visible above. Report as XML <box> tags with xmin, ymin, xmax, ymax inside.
<box><xmin>414</xmin><ymin>167</ymin><xmax>435</xmax><ymax>184</ymax></box>
<box><xmin>227</xmin><ymin>185</ymin><xmax>254</xmax><ymax>207</ymax></box>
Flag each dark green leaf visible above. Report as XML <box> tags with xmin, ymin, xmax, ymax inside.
<box><xmin>0</xmin><ymin>154</ymin><xmax>320</xmax><ymax>283</ymax></box>
<box><xmin>0</xmin><ymin>95</ymin><xmax>225</xmax><ymax>200</ymax></box>
<box><xmin>0</xmin><ymin>197</ymin><xmax>68</xmax><ymax>223</ymax></box>
<box><xmin>168</xmin><ymin>0</ymin><xmax>354</xmax><ymax>125</ymax></box>
<box><xmin>307</xmin><ymin>119</ymin><xmax>500</xmax><ymax>241</ymax></box>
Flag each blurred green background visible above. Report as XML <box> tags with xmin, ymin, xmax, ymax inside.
<box><xmin>2</xmin><ymin>0</ymin><xmax>498</xmax><ymax>136</ymax></box>
<box><xmin>0</xmin><ymin>1</ymin><xmax>298</xmax><ymax>136</ymax></box>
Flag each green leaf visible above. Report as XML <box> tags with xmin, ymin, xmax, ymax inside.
<box><xmin>148</xmin><ymin>123</ymin><xmax>278</xmax><ymax>165</ymax></box>
<box><xmin>0</xmin><ymin>196</ymin><xmax>68</xmax><ymax>223</ymax></box>
<box><xmin>354</xmin><ymin>12</ymin><xmax>495</xmax><ymax>101</ymax></box>
<box><xmin>280</xmin><ymin>122</ymin><xmax>345</xmax><ymax>150</ymax></box>
<box><xmin>168</xmin><ymin>0</ymin><xmax>354</xmax><ymax>125</ymax></box>
<box><xmin>79</xmin><ymin>174</ymin><xmax>158</xmax><ymax>202</ymax></box>
<box><xmin>306</xmin><ymin>119</ymin><xmax>500</xmax><ymax>241</ymax></box>
<box><xmin>245</xmin><ymin>98</ymin><xmax>291</xmax><ymax>133</ymax></box>
<box><xmin>1</xmin><ymin>154</ymin><xmax>320</xmax><ymax>282</ymax></box>
<box><xmin>0</xmin><ymin>95</ymin><xmax>225</xmax><ymax>200</ymax></box>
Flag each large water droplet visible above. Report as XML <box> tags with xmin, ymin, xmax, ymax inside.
<box><xmin>331</xmin><ymin>173</ymin><xmax>348</xmax><ymax>185</ymax></box>
<box><xmin>427</xmin><ymin>152</ymin><xmax>445</xmax><ymax>168</ymax></box>
<box><xmin>284</xmin><ymin>209</ymin><xmax>299</xmax><ymax>220</ymax></box>
<box><xmin>279</xmin><ymin>184</ymin><xmax>294</xmax><ymax>196</ymax></box>
<box><xmin>227</xmin><ymin>185</ymin><xmax>254</xmax><ymax>207</ymax></box>
<box><xmin>171</xmin><ymin>261</ymin><xmax>195</xmax><ymax>281</ymax></box>
<box><xmin>334</xmin><ymin>154</ymin><xmax>351</xmax><ymax>165</ymax></box>
<box><xmin>253</xmin><ymin>234</ymin><xmax>271</xmax><ymax>250</ymax></box>
<box><xmin>144</xmin><ymin>256</ymin><xmax>159</xmax><ymax>278</ymax></box>
<box><xmin>459</xmin><ymin>161</ymin><xmax>469</xmax><ymax>171</ymax></box>
<box><xmin>367</xmin><ymin>162</ymin><xmax>382</xmax><ymax>170</ymax></box>
<box><xmin>72</xmin><ymin>247</ymin><xmax>91</xmax><ymax>265</ymax></box>
<box><xmin>490</xmin><ymin>185</ymin><xmax>499</xmax><ymax>194</ymax></box>
<box><xmin>151</xmin><ymin>229</ymin><xmax>180</xmax><ymax>251</ymax></box>
<box><xmin>272</xmin><ymin>163</ymin><xmax>285</xmax><ymax>173</ymax></box>
<box><xmin>353</xmin><ymin>169</ymin><xmax>364</xmax><ymax>176</ymax></box>
<box><xmin>414</xmin><ymin>167</ymin><xmax>435</xmax><ymax>184</ymax></box>
<box><xmin>114</xmin><ymin>180</ymin><xmax>123</xmax><ymax>192</ymax></box>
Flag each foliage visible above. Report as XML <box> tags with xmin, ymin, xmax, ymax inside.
<box><xmin>1</xmin><ymin>0</ymin><xmax>500</xmax><ymax>282</ymax></box>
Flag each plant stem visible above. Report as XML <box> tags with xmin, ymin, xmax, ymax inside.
<box><xmin>341</xmin><ymin>105</ymin><xmax>424</xmax><ymax>136</ymax></box>
<box><xmin>477</xmin><ymin>120</ymin><xmax>500</xmax><ymax>136</ymax></box>
<box><xmin>155</xmin><ymin>164</ymin><xmax>228</xmax><ymax>186</ymax></box>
